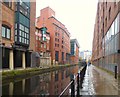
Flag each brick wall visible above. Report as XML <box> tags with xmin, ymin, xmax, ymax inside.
<box><xmin>1</xmin><ymin>2</ymin><xmax>15</xmax><ymax>47</ymax></box>
<box><xmin>29</xmin><ymin>1</ymin><xmax>36</xmax><ymax>51</ymax></box>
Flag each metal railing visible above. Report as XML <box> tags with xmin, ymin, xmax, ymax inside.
<box><xmin>58</xmin><ymin>65</ymin><xmax>87</xmax><ymax>97</ymax></box>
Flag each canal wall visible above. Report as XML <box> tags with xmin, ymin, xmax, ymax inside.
<box><xmin>2</xmin><ymin>64</ymin><xmax>78</xmax><ymax>84</ymax></box>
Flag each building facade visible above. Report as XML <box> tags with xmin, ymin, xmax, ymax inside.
<box><xmin>70</xmin><ymin>39</ymin><xmax>80</xmax><ymax>64</ymax></box>
<box><xmin>35</xmin><ymin>27</ymin><xmax>51</xmax><ymax>67</ymax></box>
<box><xmin>92</xmin><ymin>1</ymin><xmax>120</xmax><ymax>74</ymax></box>
<box><xmin>35</xmin><ymin>27</ymin><xmax>50</xmax><ymax>56</ymax></box>
<box><xmin>0</xmin><ymin>0</ymin><xmax>36</xmax><ymax>70</ymax></box>
<box><xmin>36</xmin><ymin>7</ymin><xmax>71</xmax><ymax>65</ymax></box>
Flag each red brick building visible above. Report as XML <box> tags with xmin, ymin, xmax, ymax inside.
<box><xmin>92</xmin><ymin>1</ymin><xmax>120</xmax><ymax>74</ymax></box>
<box><xmin>35</xmin><ymin>27</ymin><xmax>50</xmax><ymax>56</ymax></box>
<box><xmin>36</xmin><ymin>7</ymin><xmax>71</xmax><ymax>65</ymax></box>
<box><xmin>70</xmin><ymin>39</ymin><xmax>80</xmax><ymax>64</ymax></box>
<box><xmin>0</xmin><ymin>0</ymin><xmax>36</xmax><ymax>70</ymax></box>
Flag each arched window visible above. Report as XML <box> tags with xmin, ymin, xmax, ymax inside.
<box><xmin>2</xmin><ymin>25</ymin><xmax>11</xmax><ymax>39</ymax></box>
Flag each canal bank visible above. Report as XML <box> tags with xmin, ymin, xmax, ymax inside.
<box><xmin>2</xmin><ymin>64</ymin><xmax>78</xmax><ymax>84</ymax></box>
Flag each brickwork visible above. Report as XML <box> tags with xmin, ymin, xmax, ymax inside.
<box><xmin>29</xmin><ymin>1</ymin><xmax>36</xmax><ymax>51</ymax></box>
<box><xmin>1</xmin><ymin>2</ymin><xmax>15</xmax><ymax>47</ymax></box>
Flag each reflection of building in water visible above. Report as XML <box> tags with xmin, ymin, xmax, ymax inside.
<box><xmin>2</xmin><ymin>66</ymin><xmax>79</xmax><ymax>95</ymax></box>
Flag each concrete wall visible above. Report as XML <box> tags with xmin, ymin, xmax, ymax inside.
<box><xmin>40</xmin><ymin>57</ymin><xmax>51</xmax><ymax>68</ymax></box>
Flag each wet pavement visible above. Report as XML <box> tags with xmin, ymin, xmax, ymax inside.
<box><xmin>80</xmin><ymin>64</ymin><xmax>119</xmax><ymax>96</ymax></box>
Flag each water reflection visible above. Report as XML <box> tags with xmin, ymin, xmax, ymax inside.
<box><xmin>2</xmin><ymin>65</ymin><xmax>79</xmax><ymax>95</ymax></box>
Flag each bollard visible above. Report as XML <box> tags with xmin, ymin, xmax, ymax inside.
<box><xmin>115</xmin><ymin>66</ymin><xmax>117</xmax><ymax>79</ymax></box>
<box><xmin>70</xmin><ymin>74</ymin><xmax>75</xmax><ymax>97</ymax></box>
<box><xmin>77</xmin><ymin>72</ymin><xmax>80</xmax><ymax>97</ymax></box>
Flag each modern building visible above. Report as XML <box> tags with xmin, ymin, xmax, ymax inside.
<box><xmin>0</xmin><ymin>0</ymin><xmax>36</xmax><ymax>70</ymax></box>
<box><xmin>70</xmin><ymin>39</ymin><xmax>80</xmax><ymax>64</ymax></box>
<box><xmin>36</xmin><ymin>7</ymin><xmax>71</xmax><ymax>65</ymax></box>
<box><xmin>92</xmin><ymin>1</ymin><xmax>120</xmax><ymax>74</ymax></box>
<box><xmin>35</xmin><ymin>27</ymin><xmax>51</xmax><ymax>67</ymax></box>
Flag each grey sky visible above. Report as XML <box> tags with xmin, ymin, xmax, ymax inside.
<box><xmin>36</xmin><ymin>0</ymin><xmax>98</xmax><ymax>51</ymax></box>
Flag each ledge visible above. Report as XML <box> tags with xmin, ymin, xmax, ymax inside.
<box><xmin>2</xmin><ymin>64</ymin><xmax>78</xmax><ymax>84</ymax></box>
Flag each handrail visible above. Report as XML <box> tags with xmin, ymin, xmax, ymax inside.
<box><xmin>58</xmin><ymin>65</ymin><xmax>86</xmax><ymax>97</ymax></box>
<box><xmin>58</xmin><ymin>73</ymin><xmax>78</xmax><ymax>97</ymax></box>
<box><xmin>58</xmin><ymin>80</ymin><xmax>73</xmax><ymax>97</ymax></box>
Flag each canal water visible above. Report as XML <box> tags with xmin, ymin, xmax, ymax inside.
<box><xmin>2</xmin><ymin>65</ymin><xmax>80</xmax><ymax>96</ymax></box>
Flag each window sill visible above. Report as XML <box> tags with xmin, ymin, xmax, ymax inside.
<box><xmin>2</xmin><ymin>37</ymin><xmax>11</xmax><ymax>41</ymax></box>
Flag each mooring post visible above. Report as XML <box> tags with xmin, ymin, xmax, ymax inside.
<box><xmin>70</xmin><ymin>74</ymin><xmax>75</xmax><ymax>97</ymax></box>
<box><xmin>115</xmin><ymin>66</ymin><xmax>117</xmax><ymax>79</ymax></box>
<box><xmin>77</xmin><ymin>71</ymin><xmax>80</xmax><ymax>97</ymax></box>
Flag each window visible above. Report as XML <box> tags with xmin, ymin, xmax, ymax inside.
<box><xmin>105</xmin><ymin>17</ymin><xmax>107</xmax><ymax>27</ymax></box>
<box><xmin>55</xmin><ymin>32</ymin><xmax>57</xmax><ymax>36</ymax></box>
<box><xmin>3</xmin><ymin>0</ymin><xmax>12</xmax><ymax>8</ymax></box>
<box><xmin>41</xmin><ymin>44</ymin><xmax>43</xmax><ymax>48</ymax></box>
<box><xmin>15</xmin><ymin>36</ymin><xmax>17</xmax><ymax>42</ymax></box>
<box><xmin>44</xmin><ymin>44</ymin><xmax>46</xmax><ymax>48</ymax></box>
<box><xmin>2</xmin><ymin>26</ymin><xmax>5</xmax><ymax>37</ymax></box>
<box><xmin>106</xmin><ymin>2</ymin><xmax>107</xmax><ymax>8</ymax></box>
<box><xmin>2</xmin><ymin>25</ymin><xmax>11</xmax><ymax>39</ymax></box>
<box><xmin>109</xmin><ymin>7</ymin><xmax>111</xmax><ymax>20</ymax></box>
<box><xmin>55</xmin><ymin>51</ymin><xmax>59</xmax><ymax>61</ymax></box>
<box><xmin>62</xmin><ymin>52</ymin><xmax>64</xmax><ymax>61</ymax></box>
<box><xmin>19</xmin><ymin>0</ymin><xmax>30</xmax><ymax>18</ymax></box>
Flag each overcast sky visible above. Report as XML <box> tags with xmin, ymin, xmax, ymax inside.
<box><xmin>36</xmin><ymin>0</ymin><xmax>98</xmax><ymax>51</ymax></box>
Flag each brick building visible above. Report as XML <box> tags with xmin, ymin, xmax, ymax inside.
<box><xmin>36</xmin><ymin>7</ymin><xmax>71</xmax><ymax>65</ymax></box>
<box><xmin>35</xmin><ymin>27</ymin><xmax>50</xmax><ymax>56</ymax></box>
<box><xmin>70</xmin><ymin>39</ymin><xmax>80</xmax><ymax>64</ymax></box>
<box><xmin>0</xmin><ymin>0</ymin><xmax>36</xmax><ymax>70</ymax></box>
<box><xmin>35</xmin><ymin>27</ymin><xmax>51</xmax><ymax>67</ymax></box>
<box><xmin>92</xmin><ymin>1</ymin><xmax>120</xmax><ymax>74</ymax></box>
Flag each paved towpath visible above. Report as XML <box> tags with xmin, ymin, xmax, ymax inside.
<box><xmin>80</xmin><ymin>65</ymin><xmax>119</xmax><ymax>96</ymax></box>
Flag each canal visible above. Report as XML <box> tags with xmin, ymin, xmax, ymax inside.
<box><xmin>2</xmin><ymin>65</ymin><xmax>80</xmax><ymax>95</ymax></box>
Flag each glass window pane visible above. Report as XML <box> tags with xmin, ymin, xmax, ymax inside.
<box><xmin>27</xmin><ymin>40</ymin><xmax>29</xmax><ymax>44</ymax></box>
<box><xmin>22</xmin><ymin>31</ymin><xmax>24</xmax><ymax>37</ymax></box>
<box><xmin>25</xmin><ymin>27</ymin><xmax>29</xmax><ymax>33</ymax></box>
<box><xmin>2</xmin><ymin>26</ymin><xmax>6</xmax><ymax>37</ymax></box>
<box><xmin>111</xmin><ymin>22</ymin><xmax>114</xmax><ymax>38</ymax></box>
<box><xmin>117</xmin><ymin>13</ymin><xmax>119</xmax><ymax>33</ymax></box>
<box><xmin>19</xmin><ymin>13</ymin><xmax>30</xmax><ymax>27</ymax></box>
<box><xmin>7</xmin><ymin>28</ymin><xmax>10</xmax><ymax>39</ymax></box>
<box><xmin>19</xmin><ymin>37</ymin><xmax>21</xmax><ymax>42</ymax></box>
<box><xmin>15</xmin><ymin>30</ymin><xmax>17</xmax><ymax>35</ymax></box>
<box><xmin>115</xmin><ymin>18</ymin><xmax>117</xmax><ymax>35</ymax></box>
<box><xmin>19</xmin><ymin>30</ymin><xmax>21</xmax><ymax>36</ymax></box>
<box><xmin>15</xmin><ymin>36</ymin><xmax>17</xmax><ymax>41</ymax></box>
<box><xmin>15</xmin><ymin>23</ymin><xmax>17</xmax><ymax>29</ymax></box>
<box><xmin>25</xmin><ymin>33</ymin><xmax>26</xmax><ymax>38</ymax></box>
<box><xmin>19</xmin><ymin>24</ymin><xmax>24</xmax><ymax>31</ymax></box>
<box><xmin>22</xmin><ymin>38</ymin><xmax>24</xmax><ymax>43</ymax></box>
<box><xmin>27</xmin><ymin>34</ymin><xmax>29</xmax><ymax>39</ymax></box>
